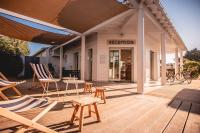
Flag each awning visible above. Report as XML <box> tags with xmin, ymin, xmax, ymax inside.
<box><xmin>0</xmin><ymin>16</ymin><xmax>76</xmax><ymax>45</ymax></box>
<box><xmin>0</xmin><ymin>0</ymin><xmax>129</xmax><ymax>33</ymax></box>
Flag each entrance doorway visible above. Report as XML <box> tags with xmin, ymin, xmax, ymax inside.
<box><xmin>150</xmin><ymin>50</ymin><xmax>154</xmax><ymax>80</ymax></box>
<box><xmin>109</xmin><ymin>49</ymin><xmax>132</xmax><ymax>81</ymax></box>
<box><xmin>74</xmin><ymin>52</ymin><xmax>79</xmax><ymax>70</ymax></box>
<box><xmin>88</xmin><ymin>49</ymin><xmax>93</xmax><ymax>81</ymax></box>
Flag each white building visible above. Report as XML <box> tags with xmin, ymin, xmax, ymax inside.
<box><xmin>37</xmin><ymin>1</ymin><xmax>186</xmax><ymax>87</ymax></box>
<box><xmin>0</xmin><ymin>0</ymin><xmax>187</xmax><ymax>93</ymax></box>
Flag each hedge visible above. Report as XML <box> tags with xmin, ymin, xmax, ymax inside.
<box><xmin>183</xmin><ymin>60</ymin><xmax>200</xmax><ymax>78</ymax></box>
<box><xmin>0</xmin><ymin>54</ymin><xmax>23</xmax><ymax>77</ymax></box>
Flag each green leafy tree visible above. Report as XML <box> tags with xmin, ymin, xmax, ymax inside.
<box><xmin>183</xmin><ymin>48</ymin><xmax>200</xmax><ymax>78</ymax></box>
<box><xmin>184</xmin><ymin>48</ymin><xmax>200</xmax><ymax>62</ymax></box>
<box><xmin>0</xmin><ymin>36</ymin><xmax>30</xmax><ymax>76</ymax></box>
<box><xmin>183</xmin><ymin>60</ymin><xmax>200</xmax><ymax>78</ymax></box>
<box><xmin>0</xmin><ymin>36</ymin><xmax>30</xmax><ymax>56</ymax></box>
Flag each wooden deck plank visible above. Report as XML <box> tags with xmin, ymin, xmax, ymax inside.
<box><xmin>99</xmin><ymin>96</ymin><xmax>159</xmax><ymax>119</ymax></box>
<box><xmin>148</xmin><ymin>100</ymin><xmax>182</xmax><ymax>133</ymax></box>
<box><xmin>120</xmin><ymin>99</ymin><xmax>170</xmax><ymax>133</ymax></box>
<box><xmin>164</xmin><ymin>101</ymin><xmax>191</xmax><ymax>133</ymax></box>
<box><xmin>184</xmin><ymin>103</ymin><xmax>200</xmax><ymax>133</ymax></box>
<box><xmin>1</xmin><ymin>80</ymin><xmax>200</xmax><ymax>133</ymax></box>
<box><xmin>100</xmin><ymin>99</ymin><xmax>143</xmax><ymax>120</ymax></box>
<box><xmin>83</xmin><ymin>98</ymin><xmax>158</xmax><ymax>133</ymax></box>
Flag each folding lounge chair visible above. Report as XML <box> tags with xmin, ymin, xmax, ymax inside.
<box><xmin>0</xmin><ymin>95</ymin><xmax>58</xmax><ymax>133</ymax></box>
<box><xmin>30</xmin><ymin>63</ymin><xmax>60</xmax><ymax>97</ymax></box>
<box><xmin>0</xmin><ymin>72</ymin><xmax>24</xmax><ymax>100</ymax></box>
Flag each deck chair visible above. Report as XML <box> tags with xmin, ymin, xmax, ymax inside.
<box><xmin>0</xmin><ymin>95</ymin><xmax>58</xmax><ymax>133</ymax></box>
<box><xmin>0</xmin><ymin>72</ymin><xmax>24</xmax><ymax>100</ymax></box>
<box><xmin>30</xmin><ymin>63</ymin><xmax>60</xmax><ymax>97</ymax></box>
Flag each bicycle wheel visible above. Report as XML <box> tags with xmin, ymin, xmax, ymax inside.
<box><xmin>167</xmin><ymin>73</ymin><xmax>175</xmax><ymax>82</ymax></box>
<box><xmin>183</xmin><ymin>71</ymin><xmax>192</xmax><ymax>84</ymax></box>
<box><xmin>186</xmin><ymin>78</ymin><xmax>192</xmax><ymax>84</ymax></box>
<box><xmin>169</xmin><ymin>76</ymin><xmax>175</xmax><ymax>82</ymax></box>
<box><xmin>175</xmin><ymin>73</ymin><xmax>181</xmax><ymax>80</ymax></box>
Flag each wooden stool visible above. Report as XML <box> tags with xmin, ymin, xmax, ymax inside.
<box><xmin>83</xmin><ymin>82</ymin><xmax>93</xmax><ymax>93</ymax></box>
<box><xmin>95</xmin><ymin>87</ymin><xmax>106</xmax><ymax>103</ymax></box>
<box><xmin>70</xmin><ymin>97</ymin><xmax>101</xmax><ymax>131</ymax></box>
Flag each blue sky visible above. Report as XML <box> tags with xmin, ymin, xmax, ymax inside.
<box><xmin>160</xmin><ymin>0</ymin><xmax>200</xmax><ymax>63</ymax></box>
<box><xmin>161</xmin><ymin>0</ymin><xmax>200</xmax><ymax>50</ymax></box>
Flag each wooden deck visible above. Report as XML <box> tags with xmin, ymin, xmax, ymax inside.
<box><xmin>0</xmin><ymin>80</ymin><xmax>200</xmax><ymax>133</ymax></box>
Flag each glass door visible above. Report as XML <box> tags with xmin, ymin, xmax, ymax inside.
<box><xmin>74</xmin><ymin>52</ymin><xmax>79</xmax><ymax>70</ymax></box>
<box><xmin>109</xmin><ymin>50</ymin><xmax>120</xmax><ymax>80</ymax></box>
<box><xmin>120</xmin><ymin>49</ymin><xmax>132</xmax><ymax>81</ymax></box>
<box><xmin>88</xmin><ymin>49</ymin><xmax>93</xmax><ymax>81</ymax></box>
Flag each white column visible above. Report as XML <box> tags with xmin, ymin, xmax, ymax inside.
<box><xmin>180</xmin><ymin>50</ymin><xmax>183</xmax><ymax>69</ymax></box>
<box><xmin>157</xmin><ymin>52</ymin><xmax>161</xmax><ymax>79</ymax></box>
<box><xmin>175</xmin><ymin>47</ymin><xmax>179</xmax><ymax>74</ymax></box>
<box><xmin>153</xmin><ymin>52</ymin><xmax>159</xmax><ymax>80</ymax></box>
<box><xmin>59</xmin><ymin>47</ymin><xmax>63</xmax><ymax>79</ymax></box>
<box><xmin>81</xmin><ymin>36</ymin><xmax>85</xmax><ymax>80</ymax></box>
<box><xmin>161</xmin><ymin>33</ymin><xmax>166</xmax><ymax>85</ymax></box>
<box><xmin>137</xmin><ymin>4</ymin><xmax>145</xmax><ymax>94</ymax></box>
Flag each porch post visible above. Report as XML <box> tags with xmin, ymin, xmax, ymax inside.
<box><xmin>59</xmin><ymin>46</ymin><xmax>63</xmax><ymax>79</ymax></box>
<box><xmin>137</xmin><ymin>4</ymin><xmax>145</xmax><ymax>94</ymax></box>
<box><xmin>175</xmin><ymin>46</ymin><xmax>179</xmax><ymax>75</ymax></box>
<box><xmin>81</xmin><ymin>36</ymin><xmax>85</xmax><ymax>80</ymax></box>
<box><xmin>161</xmin><ymin>33</ymin><xmax>166</xmax><ymax>85</ymax></box>
<box><xmin>180</xmin><ymin>50</ymin><xmax>183</xmax><ymax>69</ymax></box>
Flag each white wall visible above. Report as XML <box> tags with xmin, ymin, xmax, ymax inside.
<box><xmin>96</xmin><ymin>32</ymin><xmax>137</xmax><ymax>82</ymax></box>
<box><xmin>34</xmin><ymin>48</ymin><xmax>60</xmax><ymax>76</ymax></box>
<box><xmin>40</xmin><ymin>57</ymin><xmax>48</xmax><ymax>64</ymax></box>
<box><xmin>95</xmin><ymin>32</ymin><xmax>161</xmax><ymax>82</ymax></box>
<box><xmin>63</xmin><ymin>33</ymin><xmax>98</xmax><ymax>81</ymax></box>
<box><xmin>63</xmin><ymin>46</ymin><xmax>81</xmax><ymax>70</ymax></box>
<box><xmin>44</xmin><ymin>30</ymin><xmax>162</xmax><ymax>82</ymax></box>
<box><xmin>37</xmin><ymin>32</ymin><xmax>161</xmax><ymax>82</ymax></box>
<box><xmin>49</xmin><ymin>56</ymin><xmax>60</xmax><ymax>75</ymax></box>
<box><xmin>144</xmin><ymin>34</ymin><xmax>161</xmax><ymax>81</ymax></box>
<box><xmin>85</xmin><ymin>33</ymin><xmax>98</xmax><ymax>81</ymax></box>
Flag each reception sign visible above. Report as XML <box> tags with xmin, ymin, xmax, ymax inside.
<box><xmin>107</xmin><ymin>39</ymin><xmax>136</xmax><ymax>45</ymax></box>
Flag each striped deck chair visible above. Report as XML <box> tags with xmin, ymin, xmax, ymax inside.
<box><xmin>0</xmin><ymin>72</ymin><xmax>24</xmax><ymax>100</ymax></box>
<box><xmin>30</xmin><ymin>63</ymin><xmax>60</xmax><ymax>97</ymax></box>
<box><xmin>0</xmin><ymin>95</ymin><xmax>58</xmax><ymax>133</ymax></box>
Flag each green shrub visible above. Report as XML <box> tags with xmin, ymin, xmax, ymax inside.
<box><xmin>0</xmin><ymin>54</ymin><xmax>23</xmax><ymax>77</ymax></box>
<box><xmin>183</xmin><ymin>60</ymin><xmax>200</xmax><ymax>78</ymax></box>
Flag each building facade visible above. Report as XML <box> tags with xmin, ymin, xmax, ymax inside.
<box><xmin>35</xmin><ymin>1</ymin><xmax>184</xmax><ymax>87</ymax></box>
<box><xmin>32</xmin><ymin>0</ymin><xmax>187</xmax><ymax>93</ymax></box>
<box><xmin>0</xmin><ymin>0</ymin><xmax>187</xmax><ymax>93</ymax></box>
<box><xmin>61</xmin><ymin>31</ymin><xmax>160</xmax><ymax>83</ymax></box>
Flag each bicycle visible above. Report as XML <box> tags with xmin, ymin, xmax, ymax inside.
<box><xmin>166</xmin><ymin>69</ymin><xmax>175</xmax><ymax>83</ymax></box>
<box><xmin>175</xmin><ymin>70</ymin><xmax>192</xmax><ymax>84</ymax></box>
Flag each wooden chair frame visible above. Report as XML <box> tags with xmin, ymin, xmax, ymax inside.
<box><xmin>30</xmin><ymin>63</ymin><xmax>60</xmax><ymax>98</ymax></box>
<box><xmin>0</xmin><ymin>101</ymin><xmax>58</xmax><ymax>133</ymax></box>
<box><xmin>0</xmin><ymin>72</ymin><xmax>22</xmax><ymax>100</ymax></box>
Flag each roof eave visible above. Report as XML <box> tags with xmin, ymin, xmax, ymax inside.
<box><xmin>139</xmin><ymin>0</ymin><xmax>187</xmax><ymax>51</ymax></box>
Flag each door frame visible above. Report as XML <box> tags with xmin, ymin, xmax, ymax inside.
<box><xmin>108</xmin><ymin>48</ymin><xmax>133</xmax><ymax>81</ymax></box>
<box><xmin>88</xmin><ymin>48</ymin><xmax>93</xmax><ymax>81</ymax></box>
<box><xmin>109</xmin><ymin>49</ymin><xmax>121</xmax><ymax>81</ymax></box>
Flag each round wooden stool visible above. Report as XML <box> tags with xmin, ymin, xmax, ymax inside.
<box><xmin>94</xmin><ymin>87</ymin><xmax>106</xmax><ymax>103</ymax></box>
<box><xmin>83</xmin><ymin>82</ymin><xmax>93</xmax><ymax>94</ymax></box>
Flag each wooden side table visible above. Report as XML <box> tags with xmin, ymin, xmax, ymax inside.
<box><xmin>94</xmin><ymin>87</ymin><xmax>106</xmax><ymax>104</ymax></box>
<box><xmin>62</xmin><ymin>80</ymin><xmax>85</xmax><ymax>97</ymax></box>
<box><xmin>83</xmin><ymin>82</ymin><xmax>93</xmax><ymax>94</ymax></box>
<box><xmin>70</xmin><ymin>97</ymin><xmax>101</xmax><ymax>131</ymax></box>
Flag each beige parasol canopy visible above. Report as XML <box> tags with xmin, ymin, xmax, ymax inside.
<box><xmin>0</xmin><ymin>0</ymin><xmax>129</xmax><ymax>33</ymax></box>
<box><xmin>0</xmin><ymin>16</ymin><xmax>76</xmax><ymax>45</ymax></box>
